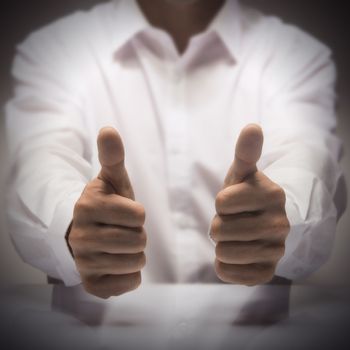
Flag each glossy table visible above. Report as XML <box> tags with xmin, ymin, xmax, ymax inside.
<box><xmin>1</xmin><ymin>281</ymin><xmax>349</xmax><ymax>349</ymax></box>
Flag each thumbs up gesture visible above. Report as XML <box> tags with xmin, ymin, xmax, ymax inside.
<box><xmin>210</xmin><ymin>124</ymin><xmax>290</xmax><ymax>285</ymax></box>
<box><xmin>68</xmin><ymin>127</ymin><xmax>147</xmax><ymax>299</ymax></box>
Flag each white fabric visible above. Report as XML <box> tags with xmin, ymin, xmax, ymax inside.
<box><xmin>5</xmin><ymin>0</ymin><xmax>342</xmax><ymax>286</ymax></box>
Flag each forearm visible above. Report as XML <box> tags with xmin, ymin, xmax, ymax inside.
<box><xmin>6</xmin><ymin>129</ymin><xmax>91</xmax><ymax>285</ymax></box>
<box><xmin>261</xmin><ymin>136</ymin><xmax>342</xmax><ymax>279</ymax></box>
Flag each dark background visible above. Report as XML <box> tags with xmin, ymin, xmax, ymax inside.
<box><xmin>0</xmin><ymin>0</ymin><xmax>349</xmax><ymax>286</ymax></box>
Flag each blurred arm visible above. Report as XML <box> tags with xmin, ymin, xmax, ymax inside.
<box><xmin>259</xmin><ymin>26</ymin><xmax>344</xmax><ymax>279</ymax></box>
<box><xmin>5</xmin><ymin>28</ymin><xmax>92</xmax><ymax>286</ymax></box>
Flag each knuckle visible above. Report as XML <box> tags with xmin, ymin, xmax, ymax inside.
<box><xmin>132</xmin><ymin>272</ymin><xmax>142</xmax><ymax>289</ymax></box>
<box><xmin>244</xmin><ymin>265</ymin><xmax>273</xmax><ymax>286</ymax></box>
<box><xmin>270</xmin><ymin>219</ymin><xmax>283</xmax><ymax>236</ymax></box>
<box><xmin>214</xmin><ymin>259</ymin><xmax>235</xmax><ymax>284</ymax></box>
<box><xmin>133</xmin><ymin>202</ymin><xmax>146</xmax><ymax>226</ymax></box>
<box><xmin>275</xmin><ymin>243</ymin><xmax>286</xmax><ymax>260</ymax></box>
<box><xmin>270</xmin><ymin>185</ymin><xmax>286</xmax><ymax>205</ymax></box>
<box><xmin>241</xmin><ymin>271</ymin><xmax>261</xmax><ymax>286</ymax></box>
<box><xmin>214</xmin><ymin>259</ymin><xmax>228</xmax><ymax>283</ymax></box>
<box><xmin>282</xmin><ymin>216</ymin><xmax>291</xmax><ymax>235</ymax></box>
<box><xmin>135</xmin><ymin>252</ymin><xmax>146</xmax><ymax>270</ymax></box>
<box><xmin>260</xmin><ymin>265</ymin><xmax>276</xmax><ymax>284</ymax></box>
<box><xmin>215</xmin><ymin>190</ymin><xmax>230</xmax><ymax>214</ymax></box>
<box><xmin>114</xmin><ymin>273</ymin><xmax>142</xmax><ymax>295</ymax></box>
<box><xmin>214</xmin><ymin>260</ymin><xmax>276</xmax><ymax>286</ymax></box>
<box><xmin>68</xmin><ymin>227</ymin><xmax>85</xmax><ymax>247</ymax></box>
<box><xmin>123</xmin><ymin>272</ymin><xmax>142</xmax><ymax>292</ymax></box>
<box><xmin>136</xmin><ymin>231</ymin><xmax>147</xmax><ymax>251</ymax></box>
<box><xmin>130</xmin><ymin>272</ymin><xmax>142</xmax><ymax>290</ymax></box>
<box><xmin>215</xmin><ymin>242</ymin><xmax>234</xmax><ymax>263</ymax></box>
<box><xmin>243</xmin><ymin>279</ymin><xmax>259</xmax><ymax>287</ymax></box>
<box><xmin>252</xmin><ymin>264</ymin><xmax>275</xmax><ymax>285</ymax></box>
<box><xmin>276</xmin><ymin>216</ymin><xmax>291</xmax><ymax>237</ymax></box>
<box><xmin>264</xmin><ymin>243</ymin><xmax>283</xmax><ymax>262</ymax></box>
<box><xmin>123</xmin><ymin>229</ymin><xmax>147</xmax><ymax>253</ymax></box>
<box><xmin>83</xmin><ymin>272</ymin><xmax>143</xmax><ymax>299</ymax></box>
<box><xmin>211</xmin><ymin>215</ymin><xmax>223</xmax><ymax>240</ymax></box>
<box><xmin>75</xmin><ymin>255</ymin><xmax>96</xmax><ymax>273</ymax></box>
<box><xmin>215</xmin><ymin>242</ymin><xmax>225</xmax><ymax>260</ymax></box>
<box><xmin>74</xmin><ymin>199</ymin><xmax>93</xmax><ymax>217</ymax></box>
<box><xmin>269</xmin><ymin>215</ymin><xmax>290</xmax><ymax>238</ymax></box>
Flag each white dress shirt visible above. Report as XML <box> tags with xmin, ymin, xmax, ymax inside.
<box><xmin>5</xmin><ymin>0</ymin><xmax>342</xmax><ymax>286</ymax></box>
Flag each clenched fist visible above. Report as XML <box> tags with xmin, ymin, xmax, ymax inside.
<box><xmin>68</xmin><ymin>127</ymin><xmax>147</xmax><ymax>299</ymax></box>
<box><xmin>211</xmin><ymin>124</ymin><xmax>290</xmax><ymax>286</ymax></box>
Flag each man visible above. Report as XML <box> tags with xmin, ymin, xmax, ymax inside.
<box><xmin>5</xmin><ymin>0</ymin><xmax>342</xmax><ymax>298</ymax></box>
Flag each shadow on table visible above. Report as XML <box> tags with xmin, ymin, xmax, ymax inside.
<box><xmin>50</xmin><ymin>276</ymin><xmax>292</xmax><ymax>327</ymax></box>
<box><xmin>232</xmin><ymin>276</ymin><xmax>291</xmax><ymax>326</ymax></box>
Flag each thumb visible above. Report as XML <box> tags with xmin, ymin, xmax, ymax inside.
<box><xmin>224</xmin><ymin>124</ymin><xmax>264</xmax><ymax>187</ymax></box>
<box><xmin>97</xmin><ymin>127</ymin><xmax>135</xmax><ymax>200</ymax></box>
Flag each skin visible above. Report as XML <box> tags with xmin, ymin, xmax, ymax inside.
<box><xmin>210</xmin><ymin>125</ymin><xmax>290</xmax><ymax>285</ymax></box>
<box><xmin>68</xmin><ymin>1</ymin><xmax>290</xmax><ymax>298</ymax></box>
<box><xmin>68</xmin><ymin>128</ymin><xmax>147</xmax><ymax>299</ymax></box>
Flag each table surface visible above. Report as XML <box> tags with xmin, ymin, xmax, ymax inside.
<box><xmin>1</xmin><ymin>282</ymin><xmax>349</xmax><ymax>350</ymax></box>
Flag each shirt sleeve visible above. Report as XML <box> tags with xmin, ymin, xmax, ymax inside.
<box><xmin>5</xmin><ymin>25</ymin><xmax>92</xmax><ymax>286</ymax></box>
<box><xmin>258</xmin><ymin>21</ymin><xmax>344</xmax><ymax>280</ymax></box>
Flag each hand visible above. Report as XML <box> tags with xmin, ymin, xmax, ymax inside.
<box><xmin>68</xmin><ymin>127</ymin><xmax>147</xmax><ymax>299</ymax></box>
<box><xmin>210</xmin><ymin>124</ymin><xmax>290</xmax><ymax>286</ymax></box>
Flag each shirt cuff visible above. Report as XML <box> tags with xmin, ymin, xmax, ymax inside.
<box><xmin>46</xmin><ymin>190</ymin><xmax>84</xmax><ymax>286</ymax></box>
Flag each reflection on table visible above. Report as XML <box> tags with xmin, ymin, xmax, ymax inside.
<box><xmin>0</xmin><ymin>278</ymin><xmax>349</xmax><ymax>350</ymax></box>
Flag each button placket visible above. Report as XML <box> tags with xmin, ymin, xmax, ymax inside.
<box><xmin>164</xmin><ymin>63</ymin><xmax>196</xmax><ymax>279</ymax></box>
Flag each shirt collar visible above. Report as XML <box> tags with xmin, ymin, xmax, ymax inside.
<box><xmin>110</xmin><ymin>0</ymin><xmax>242</xmax><ymax>62</ymax></box>
<box><xmin>110</xmin><ymin>0</ymin><xmax>150</xmax><ymax>53</ymax></box>
<box><xmin>208</xmin><ymin>0</ymin><xmax>242</xmax><ymax>62</ymax></box>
